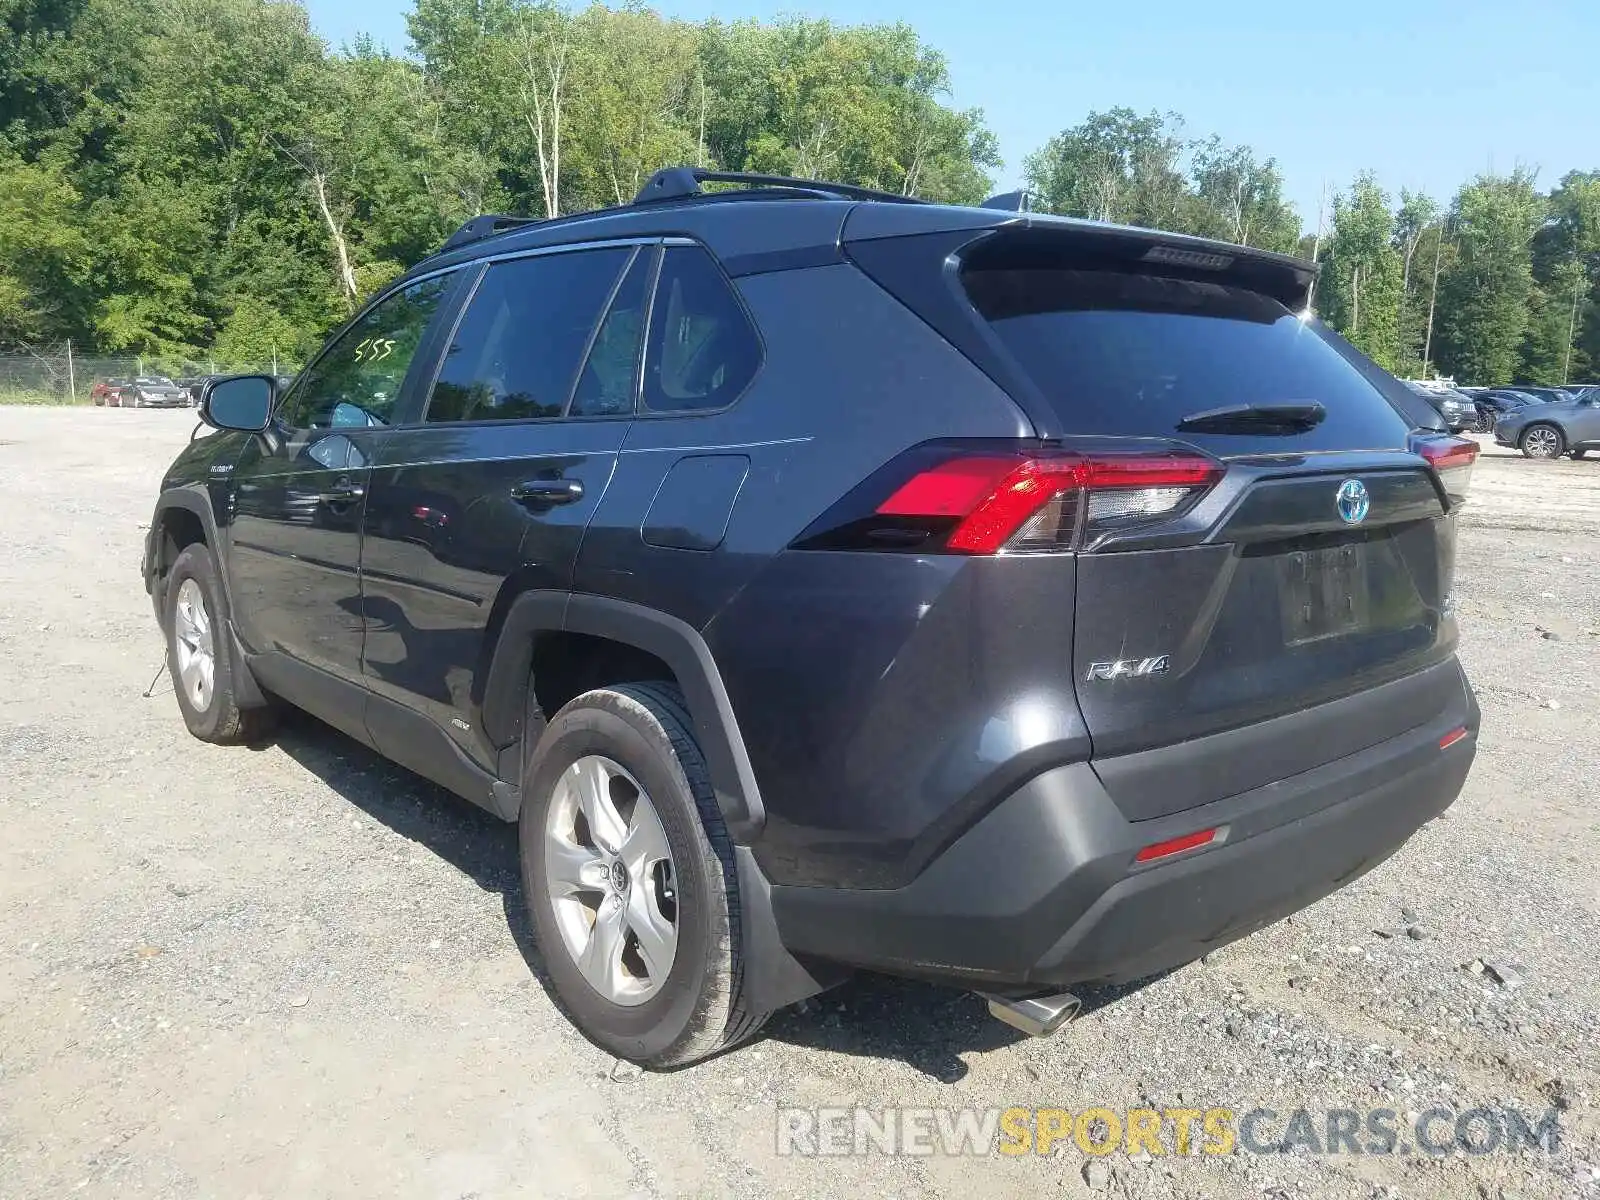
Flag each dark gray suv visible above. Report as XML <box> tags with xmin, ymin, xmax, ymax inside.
<box><xmin>1495</xmin><ymin>387</ymin><xmax>1600</xmax><ymax>458</ymax></box>
<box><xmin>142</xmin><ymin>169</ymin><xmax>1480</xmax><ymax>1067</ymax></box>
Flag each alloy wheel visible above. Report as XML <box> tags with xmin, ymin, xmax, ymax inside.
<box><xmin>172</xmin><ymin>578</ymin><xmax>215</xmax><ymax>711</ymax></box>
<box><xmin>1523</xmin><ymin>427</ymin><xmax>1561</xmax><ymax>458</ymax></box>
<box><xmin>543</xmin><ymin>754</ymin><xmax>679</xmax><ymax>1006</ymax></box>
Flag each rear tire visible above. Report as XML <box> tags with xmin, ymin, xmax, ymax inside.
<box><xmin>519</xmin><ymin>682</ymin><xmax>768</xmax><ymax>1068</ymax></box>
<box><xmin>1520</xmin><ymin>424</ymin><xmax>1565</xmax><ymax>459</ymax></box>
<box><xmin>163</xmin><ymin>544</ymin><xmax>276</xmax><ymax>744</ymax></box>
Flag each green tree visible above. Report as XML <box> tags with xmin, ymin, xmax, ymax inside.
<box><xmin>0</xmin><ymin>154</ymin><xmax>91</xmax><ymax>340</ymax></box>
<box><xmin>1392</xmin><ymin>190</ymin><xmax>1442</xmax><ymax>376</ymax></box>
<box><xmin>1024</xmin><ymin>108</ymin><xmax>1187</xmax><ymax>228</ymax></box>
<box><xmin>1530</xmin><ymin>171</ymin><xmax>1600</xmax><ymax>382</ymax></box>
<box><xmin>569</xmin><ymin>3</ymin><xmax>699</xmax><ymax>207</ymax></box>
<box><xmin>1435</xmin><ymin>170</ymin><xmax>1543</xmax><ymax>385</ymax></box>
<box><xmin>1318</xmin><ymin>173</ymin><xmax>1404</xmax><ymax>370</ymax></box>
<box><xmin>1188</xmin><ymin>137</ymin><xmax>1299</xmax><ymax>253</ymax></box>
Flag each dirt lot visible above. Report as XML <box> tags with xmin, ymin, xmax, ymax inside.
<box><xmin>2</xmin><ymin>406</ymin><xmax>1598</xmax><ymax>1200</ymax></box>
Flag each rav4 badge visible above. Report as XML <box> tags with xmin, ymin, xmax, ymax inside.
<box><xmin>1086</xmin><ymin>656</ymin><xmax>1171</xmax><ymax>682</ymax></box>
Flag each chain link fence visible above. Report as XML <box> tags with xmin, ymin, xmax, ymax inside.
<box><xmin>0</xmin><ymin>343</ymin><xmax>296</xmax><ymax>403</ymax></box>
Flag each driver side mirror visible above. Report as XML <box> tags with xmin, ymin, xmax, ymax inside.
<box><xmin>200</xmin><ymin>375</ymin><xmax>275</xmax><ymax>432</ymax></box>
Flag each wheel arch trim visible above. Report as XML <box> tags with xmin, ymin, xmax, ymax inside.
<box><xmin>148</xmin><ymin>489</ymin><xmax>230</xmax><ymax>615</ymax></box>
<box><xmin>481</xmin><ymin>590</ymin><xmax>766</xmax><ymax>843</ymax></box>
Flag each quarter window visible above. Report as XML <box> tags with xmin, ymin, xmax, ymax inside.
<box><xmin>642</xmin><ymin>246</ymin><xmax>760</xmax><ymax>413</ymax></box>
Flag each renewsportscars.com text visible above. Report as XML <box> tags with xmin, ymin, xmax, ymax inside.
<box><xmin>776</xmin><ymin>1105</ymin><xmax>1561</xmax><ymax>1159</ymax></box>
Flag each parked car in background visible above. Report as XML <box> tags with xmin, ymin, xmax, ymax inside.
<box><xmin>91</xmin><ymin>378</ymin><xmax>134</xmax><ymax>407</ymax></box>
<box><xmin>176</xmin><ymin>376</ymin><xmax>216</xmax><ymax>405</ymax></box>
<box><xmin>1403</xmin><ymin>380</ymin><xmax>1476</xmax><ymax>432</ymax></box>
<box><xmin>1495</xmin><ymin>389</ymin><xmax>1600</xmax><ymax>458</ymax></box>
<box><xmin>1471</xmin><ymin>389</ymin><xmax>1543</xmax><ymax>432</ymax></box>
<box><xmin>126</xmin><ymin>377</ymin><xmax>191</xmax><ymax>409</ymax></box>
<box><xmin>1517</xmin><ymin>386</ymin><xmax>1575</xmax><ymax>405</ymax></box>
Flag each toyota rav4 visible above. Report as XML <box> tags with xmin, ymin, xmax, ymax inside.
<box><xmin>143</xmin><ymin>168</ymin><xmax>1479</xmax><ymax>1067</ymax></box>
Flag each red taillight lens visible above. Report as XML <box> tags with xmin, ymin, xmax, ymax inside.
<box><xmin>1414</xmin><ymin>435</ymin><xmax>1477</xmax><ymax>507</ymax></box>
<box><xmin>939</xmin><ymin>458</ymin><xmax>1086</xmax><ymax>554</ymax></box>
<box><xmin>875</xmin><ymin>450</ymin><xmax>1221</xmax><ymax>555</ymax></box>
<box><xmin>877</xmin><ymin>456</ymin><xmax>1037</xmax><ymax>519</ymax></box>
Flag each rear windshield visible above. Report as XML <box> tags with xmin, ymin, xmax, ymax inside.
<box><xmin>963</xmin><ymin>268</ymin><xmax>1415</xmax><ymax>452</ymax></box>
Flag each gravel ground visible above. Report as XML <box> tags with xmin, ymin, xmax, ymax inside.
<box><xmin>1</xmin><ymin>405</ymin><xmax>1598</xmax><ymax>1200</ymax></box>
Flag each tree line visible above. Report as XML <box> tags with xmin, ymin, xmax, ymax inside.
<box><xmin>2</xmin><ymin>0</ymin><xmax>1595</xmax><ymax>385</ymax></box>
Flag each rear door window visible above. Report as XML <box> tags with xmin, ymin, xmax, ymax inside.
<box><xmin>426</xmin><ymin>247</ymin><xmax>631</xmax><ymax>423</ymax></box>
<box><xmin>963</xmin><ymin>267</ymin><xmax>1414</xmax><ymax>452</ymax></box>
<box><xmin>571</xmin><ymin>247</ymin><xmax>652</xmax><ymax>417</ymax></box>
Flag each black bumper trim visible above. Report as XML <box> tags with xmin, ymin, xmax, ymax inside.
<box><xmin>769</xmin><ymin>679</ymin><xmax>1476</xmax><ymax>990</ymax></box>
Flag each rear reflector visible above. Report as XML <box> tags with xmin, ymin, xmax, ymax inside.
<box><xmin>1134</xmin><ymin>827</ymin><xmax>1218</xmax><ymax>863</ymax></box>
<box><xmin>1414</xmin><ymin>435</ymin><xmax>1477</xmax><ymax>507</ymax></box>
<box><xmin>1439</xmin><ymin>726</ymin><xmax>1469</xmax><ymax>750</ymax></box>
<box><xmin>876</xmin><ymin>449</ymin><xmax>1222</xmax><ymax>555</ymax></box>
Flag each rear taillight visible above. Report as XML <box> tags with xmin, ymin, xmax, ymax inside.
<box><xmin>799</xmin><ymin>444</ymin><xmax>1223</xmax><ymax>555</ymax></box>
<box><xmin>1413</xmin><ymin>435</ymin><xmax>1477</xmax><ymax>507</ymax></box>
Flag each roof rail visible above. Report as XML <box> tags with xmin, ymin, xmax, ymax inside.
<box><xmin>439</xmin><ymin>214</ymin><xmax>543</xmax><ymax>255</ymax></box>
<box><xmin>632</xmin><ymin>166</ymin><xmax>928</xmax><ymax>207</ymax></box>
<box><xmin>981</xmin><ymin>189</ymin><xmax>1032</xmax><ymax>213</ymax></box>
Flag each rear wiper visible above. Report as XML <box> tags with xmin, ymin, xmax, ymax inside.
<box><xmin>1176</xmin><ymin>401</ymin><xmax>1327</xmax><ymax>435</ymax></box>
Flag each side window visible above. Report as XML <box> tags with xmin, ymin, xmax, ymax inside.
<box><xmin>279</xmin><ymin>274</ymin><xmax>451</xmax><ymax>431</ymax></box>
<box><xmin>571</xmin><ymin>247</ymin><xmax>652</xmax><ymax>417</ymax></box>
<box><xmin>426</xmin><ymin>247</ymin><xmax>630</xmax><ymax>424</ymax></box>
<box><xmin>642</xmin><ymin>246</ymin><xmax>761</xmax><ymax>413</ymax></box>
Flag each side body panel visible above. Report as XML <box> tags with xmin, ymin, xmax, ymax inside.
<box><xmin>571</xmin><ymin>260</ymin><xmax>1059</xmax><ymax>888</ymax></box>
<box><xmin>360</xmin><ymin>419</ymin><xmax>630</xmax><ymax>770</ymax></box>
<box><xmin>225</xmin><ymin>428</ymin><xmax>383</xmax><ymax>680</ymax></box>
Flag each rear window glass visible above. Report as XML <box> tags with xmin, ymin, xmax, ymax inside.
<box><xmin>964</xmin><ymin>268</ymin><xmax>1413</xmax><ymax>450</ymax></box>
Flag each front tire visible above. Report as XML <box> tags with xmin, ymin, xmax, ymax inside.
<box><xmin>520</xmin><ymin>682</ymin><xmax>768</xmax><ymax>1068</ymax></box>
<box><xmin>1520</xmin><ymin>424</ymin><xmax>1565</xmax><ymax>459</ymax></box>
<box><xmin>163</xmin><ymin>544</ymin><xmax>275</xmax><ymax>744</ymax></box>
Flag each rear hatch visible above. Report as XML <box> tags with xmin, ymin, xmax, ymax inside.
<box><xmin>848</xmin><ymin>213</ymin><xmax>1471</xmax><ymax>819</ymax></box>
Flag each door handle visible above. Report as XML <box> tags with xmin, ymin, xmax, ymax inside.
<box><xmin>511</xmin><ymin>479</ymin><xmax>584</xmax><ymax>506</ymax></box>
<box><xmin>319</xmin><ymin>481</ymin><xmax>365</xmax><ymax>504</ymax></box>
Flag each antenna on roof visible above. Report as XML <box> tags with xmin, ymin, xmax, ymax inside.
<box><xmin>980</xmin><ymin>190</ymin><xmax>1032</xmax><ymax>213</ymax></box>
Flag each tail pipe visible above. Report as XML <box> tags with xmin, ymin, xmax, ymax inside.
<box><xmin>981</xmin><ymin>990</ymin><xmax>1082</xmax><ymax>1037</ymax></box>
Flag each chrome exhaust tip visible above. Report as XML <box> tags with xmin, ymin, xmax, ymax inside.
<box><xmin>981</xmin><ymin>990</ymin><xmax>1082</xmax><ymax>1038</ymax></box>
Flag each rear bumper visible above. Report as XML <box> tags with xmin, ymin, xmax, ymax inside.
<box><xmin>769</xmin><ymin>670</ymin><xmax>1477</xmax><ymax>990</ymax></box>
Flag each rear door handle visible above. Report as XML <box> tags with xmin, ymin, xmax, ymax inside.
<box><xmin>511</xmin><ymin>479</ymin><xmax>584</xmax><ymax>506</ymax></box>
<box><xmin>320</xmin><ymin>480</ymin><xmax>365</xmax><ymax>504</ymax></box>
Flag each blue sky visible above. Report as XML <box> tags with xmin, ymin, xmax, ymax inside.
<box><xmin>304</xmin><ymin>0</ymin><xmax>1598</xmax><ymax>231</ymax></box>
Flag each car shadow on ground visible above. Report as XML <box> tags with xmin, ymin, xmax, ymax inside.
<box><xmin>269</xmin><ymin>707</ymin><xmax>1167</xmax><ymax>1080</ymax></box>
